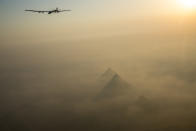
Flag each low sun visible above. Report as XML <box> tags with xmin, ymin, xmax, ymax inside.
<box><xmin>179</xmin><ymin>0</ymin><xmax>196</xmax><ymax>9</ymax></box>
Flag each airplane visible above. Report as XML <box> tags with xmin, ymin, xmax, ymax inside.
<box><xmin>25</xmin><ymin>8</ymin><xmax>71</xmax><ymax>14</ymax></box>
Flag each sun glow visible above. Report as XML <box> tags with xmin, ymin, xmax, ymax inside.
<box><xmin>179</xmin><ymin>0</ymin><xmax>196</xmax><ymax>9</ymax></box>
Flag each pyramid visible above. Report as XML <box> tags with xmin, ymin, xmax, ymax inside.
<box><xmin>96</xmin><ymin>68</ymin><xmax>131</xmax><ymax>100</ymax></box>
<box><xmin>99</xmin><ymin>68</ymin><xmax>117</xmax><ymax>84</ymax></box>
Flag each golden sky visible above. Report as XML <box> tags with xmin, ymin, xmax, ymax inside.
<box><xmin>0</xmin><ymin>0</ymin><xmax>196</xmax><ymax>44</ymax></box>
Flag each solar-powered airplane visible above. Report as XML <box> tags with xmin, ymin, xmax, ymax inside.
<box><xmin>25</xmin><ymin>8</ymin><xmax>71</xmax><ymax>14</ymax></box>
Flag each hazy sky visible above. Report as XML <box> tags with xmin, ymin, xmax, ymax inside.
<box><xmin>1</xmin><ymin>2</ymin><xmax>196</xmax><ymax>130</ymax></box>
<box><xmin>0</xmin><ymin>0</ymin><xmax>195</xmax><ymax>44</ymax></box>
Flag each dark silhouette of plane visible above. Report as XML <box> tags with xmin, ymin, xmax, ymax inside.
<box><xmin>25</xmin><ymin>8</ymin><xmax>71</xmax><ymax>14</ymax></box>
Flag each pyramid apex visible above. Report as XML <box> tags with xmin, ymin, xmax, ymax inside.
<box><xmin>101</xmin><ymin>68</ymin><xmax>116</xmax><ymax>77</ymax></box>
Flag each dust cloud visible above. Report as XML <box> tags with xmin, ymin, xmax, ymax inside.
<box><xmin>1</xmin><ymin>32</ymin><xmax>196</xmax><ymax>131</ymax></box>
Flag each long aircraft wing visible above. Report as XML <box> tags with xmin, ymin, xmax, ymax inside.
<box><xmin>59</xmin><ymin>10</ymin><xmax>71</xmax><ymax>12</ymax></box>
<box><xmin>25</xmin><ymin>10</ymin><xmax>49</xmax><ymax>13</ymax></box>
